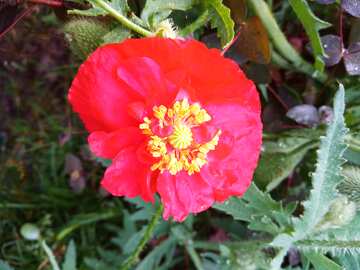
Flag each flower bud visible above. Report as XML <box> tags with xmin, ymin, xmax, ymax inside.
<box><xmin>338</xmin><ymin>166</ymin><xmax>360</xmax><ymax>208</ymax></box>
<box><xmin>316</xmin><ymin>196</ymin><xmax>357</xmax><ymax>231</ymax></box>
<box><xmin>20</xmin><ymin>223</ymin><xmax>40</xmax><ymax>241</ymax></box>
<box><xmin>64</xmin><ymin>18</ymin><xmax>109</xmax><ymax>59</ymax></box>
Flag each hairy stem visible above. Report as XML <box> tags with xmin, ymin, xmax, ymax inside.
<box><xmin>90</xmin><ymin>0</ymin><xmax>154</xmax><ymax>37</ymax></box>
<box><xmin>247</xmin><ymin>0</ymin><xmax>328</xmax><ymax>83</ymax></box>
<box><xmin>120</xmin><ymin>204</ymin><xmax>163</xmax><ymax>270</ymax></box>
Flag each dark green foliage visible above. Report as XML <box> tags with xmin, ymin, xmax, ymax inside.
<box><xmin>2</xmin><ymin>2</ymin><xmax>360</xmax><ymax>270</ymax></box>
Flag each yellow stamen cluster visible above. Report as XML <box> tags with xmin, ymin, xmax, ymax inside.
<box><xmin>139</xmin><ymin>98</ymin><xmax>221</xmax><ymax>175</ymax></box>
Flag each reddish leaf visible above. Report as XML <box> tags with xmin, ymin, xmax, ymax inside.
<box><xmin>224</xmin><ymin>0</ymin><xmax>247</xmax><ymax>24</ymax></box>
<box><xmin>235</xmin><ymin>16</ymin><xmax>271</xmax><ymax>64</ymax></box>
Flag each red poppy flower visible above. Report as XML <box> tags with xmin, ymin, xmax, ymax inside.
<box><xmin>68</xmin><ymin>37</ymin><xmax>262</xmax><ymax>221</ymax></box>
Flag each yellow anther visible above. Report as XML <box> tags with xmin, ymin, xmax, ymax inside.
<box><xmin>139</xmin><ymin>99</ymin><xmax>221</xmax><ymax>176</ymax></box>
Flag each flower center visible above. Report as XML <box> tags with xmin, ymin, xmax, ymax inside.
<box><xmin>139</xmin><ymin>98</ymin><xmax>221</xmax><ymax>176</ymax></box>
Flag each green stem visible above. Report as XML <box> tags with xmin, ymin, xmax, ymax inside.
<box><xmin>271</xmin><ymin>50</ymin><xmax>294</xmax><ymax>70</ymax></box>
<box><xmin>40</xmin><ymin>240</ymin><xmax>61</xmax><ymax>270</ymax></box>
<box><xmin>120</xmin><ymin>204</ymin><xmax>164</xmax><ymax>270</ymax></box>
<box><xmin>90</xmin><ymin>0</ymin><xmax>154</xmax><ymax>37</ymax></box>
<box><xmin>247</xmin><ymin>0</ymin><xmax>328</xmax><ymax>83</ymax></box>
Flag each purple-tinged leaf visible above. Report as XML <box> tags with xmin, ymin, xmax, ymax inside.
<box><xmin>342</xmin><ymin>0</ymin><xmax>360</xmax><ymax>18</ymax></box>
<box><xmin>318</xmin><ymin>106</ymin><xmax>334</xmax><ymax>124</ymax></box>
<box><xmin>286</xmin><ymin>104</ymin><xmax>320</xmax><ymax>127</ymax></box>
<box><xmin>65</xmin><ymin>154</ymin><xmax>82</xmax><ymax>173</ymax></box>
<box><xmin>65</xmin><ymin>154</ymin><xmax>86</xmax><ymax>193</ymax></box>
<box><xmin>344</xmin><ymin>42</ymin><xmax>360</xmax><ymax>75</ymax></box>
<box><xmin>315</xmin><ymin>0</ymin><xmax>336</xmax><ymax>4</ymax></box>
<box><xmin>321</xmin><ymin>35</ymin><xmax>343</xmax><ymax>66</ymax></box>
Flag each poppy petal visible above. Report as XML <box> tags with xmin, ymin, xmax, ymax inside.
<box><xmin>88</xmin><ymin>127</ymin><xmax>144</xmax><ymax>159</ymax></box>
<box><xmin>180</xmin><ymin>40</ymin><xmax>255</xmax><ymax>103</ymax></box>
<box><xmin>157</xmin><ymin>172</ymin><xmax>214</xmax><ymax>221</ymax></box>
<box><xmin>68</xmin><ymin>45</ymin><xmax>142</xmax><ymax>132</ymax></box>
<box><xmin>101</xmin><ymin>147</ymin><xmax>154</xmax><ymax>202</ymax></box>
<box><xmin>117</xmin><ymin>57</ymin><xmax>178</xmax><ymax>108</ymax></box>
<box><xmin>201</xmin><ymin>101</ymin><xmax>262</xmax><ymax>201</ymax></box>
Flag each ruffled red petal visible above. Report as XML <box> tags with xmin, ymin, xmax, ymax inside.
<box><xmin>68</xmin><ymin>44</ymin><xmax>179</xmax><ymax>133</ymax></box>
<box><xmin>101</xmin><ymin>147</ymin><xmax>155</xmax><ymax>202</ymax></box>
<box><xmin>68</xmin><ymin>45</ymin><xmax>140</xmax><ymax>132</ymax></box>
<box><xmin>201</xmin><ymin>99</ymin><xmax>262</xmax><ymax>201</ymax></box>
<box><xmin>157</xmin><ymin>172</ymin><xmax>214</xmax><ymax>222</ymax></box>
<box><xmin>88</xmin><ymin>127</ymin><xmax>144</xmax><ymax>159</ymax></box>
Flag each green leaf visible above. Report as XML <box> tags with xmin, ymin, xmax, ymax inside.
<box><xmin>62</xmin><ymin>240</ymin><xmax>77</xmax><ymax>270</ymax></box>
<box><xmin>304</xmin><ymin>252</ymin><xmax>342</xmax><ymax>270</ymax></box>
<box><xmin>180</xmin><ymin>9</ymin><xmax>210</xmax><ymax>36</ymax></box>
<box><xmin>292</xmin><ymin>85</ymin><xmax>347</xmax><ymax>240</ymax></box>
<box><xmin>337</xmin><ymin>253</ymin><xmax>360</xmax><ymax>269</ymax></box>
<box><xmin>136</xmin><ymin>238</ymin><xmax>176</xmax><ymax>270</ymax></box>
<box><xmin>203</xmin><ymin>0</ymin><xmax>234</xmax><ymax>48</ymax></box>
<box><xmin>69</xmin><ymin>0</ymin><xmax>129</xmax><ymax>16</ymax></box>
<box><xmin>141</xmin><ymin>0</ymin><xmax>196</xmax><ymax>27</ymax></box>
<box><xmin>256</xmin><ymin>130</ymin><xmax>320</xmax><ymax>190</ymax></box>
<box><xmin>102</xmin><ymin>26</ymin><xmax>131</xmax><ymax>44</ymax></box>
<box><xmin>271</xmin><ymin>84</ymin><xmax>348</xmax><ymax>265</ymax></box>
<box><xmin>254</xmin><ymin>146</ymin><xmax>311</xmax><ymax>191</ymax></box>
<box><xmin>289</xmin><ymin>0</ymin><xmax>331</xmax><ymax>72</ymax></box>
<box><xmin>0</xmin><ymin>260</ymin><xmax>14</xmax><ymax>270</ymax></box>
<box><xmin>213</xmin><ymin>183</ymin><xmax>292</xmax><ymax>235</ymax></box>
<box><xmin>56</xmin><ymin>210</ymin><xmax>120</xmax><ymax>240</ymax></box>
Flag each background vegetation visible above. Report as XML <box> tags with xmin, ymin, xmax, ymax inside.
<box><xmin>1</xmin><ymin>0</ymin><xmax>360</xmax><ymax>269</ymax></box>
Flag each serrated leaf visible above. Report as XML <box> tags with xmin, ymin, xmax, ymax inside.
<box><xmin>213</xmin><ymin>183</ymin><xmax>292</xmax><ymax>234</ymax></box>
<box><xmin>141</xmin><ymin>0</ymin><xmax>196</xmax><ymax>27</ymax></box>
<box><xmin>62</xmin><ymin>240</ymin><xmax>77</xmax><ymax>270</ymax></box>
<box><xmin>289</xmin><ymin>0</ymin><xmax>331</xmax><ymax>71</ymax></box>
<box><xmin>271</xmin><ymin>85</ymin><xmax>348</xmax><ymax>266</ymax></box>
<box><xmin>292</xmin><ymin>85</ymin><xmax>347</xmax><ymax>240</ymax></box>
<box><xmin>0</xmin><ymin>260</ymin><xmax>14</xmax><ymax>270</ymax></box>
<box><xmin>337</xmin><ymin>253</ymin><xmax>360</xmax><ymax>269</ymax></box>
<box><xmin>304</xmin><ymin>252</ymin><xmax>342</xmax><ymax>270</ymax></box>
<box><xmin>203</xmin><ymin>0</ymin><xmax>235</xmax><ymax>48</ymax></box>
